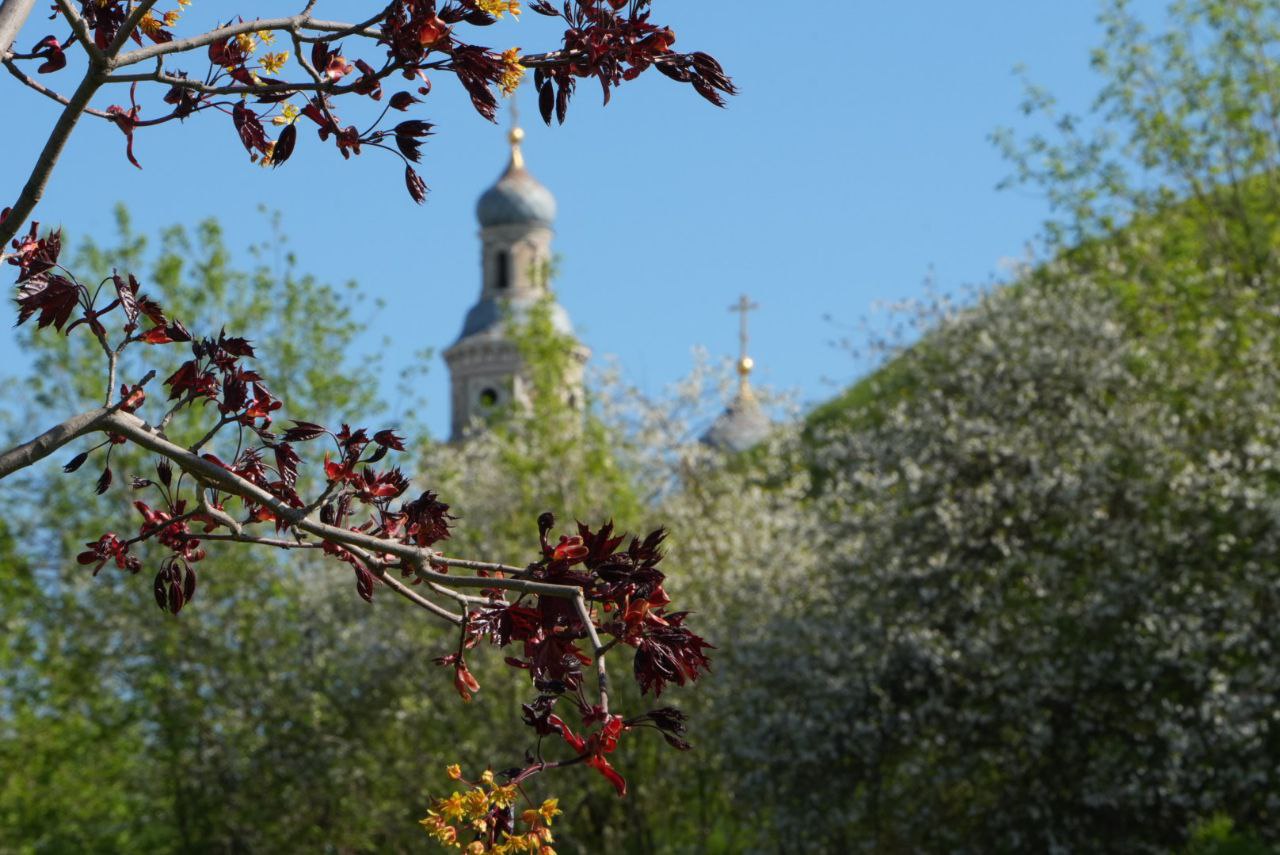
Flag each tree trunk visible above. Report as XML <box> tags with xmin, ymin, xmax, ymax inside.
<box><xmin>0</xmin><ymin>0</ymin><xmax>37</xmax><ymax>59</ymax></box>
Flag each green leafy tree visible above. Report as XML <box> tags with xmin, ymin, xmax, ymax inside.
<box><xmin>724</xmin><ymin>1</ymin><xmax>1280</xmax><ymax>850</ymax></box>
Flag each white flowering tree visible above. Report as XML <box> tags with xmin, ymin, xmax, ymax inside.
<box><xmin>721</xmin><ymin>1</ymin><xmax>1280</xmax><ymax>849</ymax></box>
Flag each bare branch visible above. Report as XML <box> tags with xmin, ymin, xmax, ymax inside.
<box><xmin>53</xmin><ymin>0</ymin><xmax>106</xmax><ymax>67</ymax></box>
<box><xmin>295</xmin><ymin>17</ymin><xmax>386</xmax><ymax>42</ymax></box>
<box><xmin>114</xmin><ymin>13</ymin><xmax>320</xmax><ymax>68</ymax></box>
<box><xmin>92</xmin><ymin>410</ymin><xmax>597</xmax><ymax>604</ymax></box>
<box><xmin>189</xmin><ymin>416</ymin><xmax>235</xmax><ymax>453</ymax></box>
<box><xmin>430</xmin><ymin>556</ymin><xmax>528</xmax><ymax>576</ymax></box>
<box><xmin>198</xmin><ymin>534</ymin><xmax>314</xmax><ymax>549</ymax></box>
<box><xmin>576</xmin><ymin>592</ymin><xmax>611</xmax><ymax>714</ymax></box>
<box><xmin>0</xmin><ymin>407</ymin><xmax>111</xmax><ymax>479</ymax></box>
<box><xmin>378</xmin><ymin>568</ymin><xmax>462</xmax><ymax>624</ymax></box>
<box><xmin>3</xmin><ymin>57</ymin><xmax>113</xmax><ymax>117</ymax></box>
<box><xmin>104</xmin><ymin>0</ymin><xmax>159</xmax><ymax>57</ymax></box>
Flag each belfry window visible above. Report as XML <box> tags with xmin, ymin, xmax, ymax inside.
<box><xmin>479</xmin><ymin>387</ymin><xmax>499</xmax><ymax>408</ymax></box>
<box><xmin>495</xmin><ymin>250</ymin><xmax>511</xmax><ymax>290</ymax></box>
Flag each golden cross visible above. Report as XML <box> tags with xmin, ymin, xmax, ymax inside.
<box><xmin>729</xmin><ymin>294</ymin><xmax>759</xmax><ymax>364</ymax></box>
<box><xmin>728</xmin><ymin>294</ymin><xmax>759</xmax><ymax>393</ymax></box>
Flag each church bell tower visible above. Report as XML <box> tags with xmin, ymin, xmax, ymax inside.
<box><xmin>443</xmin><ymin>123</ymin><xmax>588</xmax><ymax>441</ymax></box>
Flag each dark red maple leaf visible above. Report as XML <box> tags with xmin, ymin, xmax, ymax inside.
<box><xmin>15</xmin><ymin>274</ymin><xmax>81</xmax><ymax>331</ymax></box>
<box><xmin>633</xmin><ymin>618</ymin><xmax>714</xmax><ymax>696</ymax></box>
<box><xmin>271</xmin><ymin>123</ymin><xmax>298</xmax><ymax>168</ymax></box>
<box><xmin>8</xmin><ymin>221</ymin><xmax>62</xmax><ymax>283</ymax></box>
<box><xmin>106</xmin><ymin>84</ymin><xmax>144</xmax><ymax>169</ymax></box>
<box><xmin>400</xmin><ymin>490</ymin><xmax>454</xmax><ymax>546</ymax></box>
<box><xmin>233</xmin><ymin>101</ymin><xmax>270</xmax><ymax>154</ymax></box>
<box><xmin>30</xmin><ymin>35</ymin><xmax>66</xmax><ymax>73</ymax></box>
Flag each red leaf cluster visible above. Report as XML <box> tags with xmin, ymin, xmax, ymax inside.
<box><xmin>15</xmin><ymin>0</ymin><xmax>733</xmax><ymax>208</ymax></box>
<box><xmin>14</xmin><ymin>231</ymin><xmax>716</xmax><ymax>809</ymax></box>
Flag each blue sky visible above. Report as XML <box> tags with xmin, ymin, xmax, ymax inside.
<box><xmin>1</xmin><ymin>1</ymin><xmax>1165</xmax><ymax>438</ymax></box>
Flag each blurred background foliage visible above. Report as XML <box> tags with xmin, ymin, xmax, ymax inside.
<box><xmin>7</xmin><ymin>0</ymin><xmax>1280</xmax><ymax>852</ymax></box>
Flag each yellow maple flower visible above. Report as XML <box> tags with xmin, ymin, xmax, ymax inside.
<box><xmin>261</xmin><ymin>51</ymin><xmax>289</xmax><ymax>74</ymax></box>
<box><xmin>538</xmin><ymin>798</ymin><xmax>561</xmax><ymax>826</ymax></box>
<box><xmin>435</xmin><ymin>792</ymin><xmax>468</xmax><ymax>823</ymax></box>
<box><xmin>235</xmin><ymin>32</ymin><xmax>257</xmax><ymax>54</ymax></box>
<box><xmin>137</xmin><ymin>12</ymin><xmax>163</xmax><ymax>36</ymax></box>
<box><xmin>271</xmin><ymin>103</ymin><xmax>299</xmax><ymax>126</ymax></box>
<box><xmin>446</xmin><ymin>763</ymin><xmax>463</xmax><ymax>780</ymax></box>
<box><xmin>419</xmin><ymin>812</ymin><xmax>459</xmax><ymax>847</ymax></box>
<box><xmin>489</xmin><ymin>784</ymin><xmax>518</xmax><ymax>809</ymax></box>
<box><xmin>499</xmin><ymin>47</ymin><xmax>524</xmax><ymax>95</ymax></box>
<box><xmin>463</xmin><ymin>787</ymin><xmax>490</xmax><ymax>818</ymax></box>
<box><xmin>477</xmin><ymin>0</ymin><xmax>521</xmax><ymax>18</ymax></box>
<box><xmin>257</xmin><ymin>29</ymin><xmax>275</xmax><ymax>45</ymax></box>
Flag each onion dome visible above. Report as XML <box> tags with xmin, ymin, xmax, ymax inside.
<box><xmin>702</xmin><ymin>296</ymin><xmax>771</xmax><ymax>452</ymax></box>
<box><xmin>476</xmin><ymin>128</ymin><xmax>557</xmax><ymax>228</ymax></box>
<box><xmin>702</xmin><ymin>357</ymin><xmax>771</xmax><ymax>452</ymax></box>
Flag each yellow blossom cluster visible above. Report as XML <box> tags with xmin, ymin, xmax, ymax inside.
<box><xmin>260</xmin><ymin>51</ymin><xmax>290</xmax><ymax>74</ymax></box>
<box><xmin>499</xmin><ymin>47</ymin><xmax>525</xmax><ymax>95</ymax></box>
<box><xmin>421</xmin><ymin>765</ymin><xmax>561</xmax><ymax>854</ymax></box>
<box><xmin>137</xmin><ymin>0</ymin><xmax>190</xmax><ymax>38</ymax></box>
<box><xmin>272</xmin><ymin>103</ymin><xmax>300</xmax><ymax>126</ymax></box>
<box><xmin>235</xmin><ymin>29</ymin><xmax>275</xmax><ymax>56</ymax></box>
<box><xmin>477</xmin><ymin>0</ymin><xmax>521</xmax><ymax>19</ymax></box>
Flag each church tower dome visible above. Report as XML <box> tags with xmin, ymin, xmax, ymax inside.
<box><xmin>443</xmin><ymin>124</ymin><xmax>588</xmax><ymax>441</ymax></box>
<box><xmin>702</xmin><ymin>295</ymin><xmax>771</xmax><ymax>452</ymax></box>
<box><xmin>476</xmin><ymin>128</ymin><xmax>558</xmax><ymax>228</ymax></box>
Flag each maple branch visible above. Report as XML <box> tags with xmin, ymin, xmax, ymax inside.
<box><xmin>192</xmin><ymin>527</ymin><xmax>462</xmax><ymax>624</ymax></box>
<box><xmin>290</xmin><ymin>27</ymin><xmax>341</xmax><ymax>131</ymax></box>
<box><xmin>52</xmin><ymin>0</ymin><xmax>105</xmax><ymax>67</ymax></box>
<box><xmin>0</xmin><ymin>406</ymin><xmax>111</xmax><ymax>479</ymax></box>
<box><xmin>0</xmin><ymin>369</ymin><xmax>156</xmax><ymax>479</ymax></box>
<box><xmin>105</xmin><ymin>67</ymin><xmax>380</xmax><ymax>97</ymax></box>
<box><xmin>84</xmin><ymin>410</ymin><xmax>601</xmax><ymax>604</ymax></box>
<box><xmin>189</xmin><ymin>416</ymin><xmax>235</xmax><ymax>453</ymax></box>
<box><xmin>293</xmin><ymin>16</ymin><xmax>386</xmax><ymax>43</ymax></box>
<box><xmin>114</xmin><ymin>4</ymin><xmax>325</xmax><ymax>68</ymax></box>
<box><xmin>198</xmin><ymin>533</ymin><xmax>317</xmax><ymax>549</ymax></box>
<box><xmin>431</xmin><ymin>556</ymin><xmax>528</xmax><ymax>576</ymax></box>
<box><xmin>576</xmin><ymin>591</ymin><xmax>611</xmax><ymax>714</ymax></box>
<box><xmin>2</xmin><ymin>407</ymin><xmax>585</xmax><ymax>639</ymax></box>
<box><xmin>377</xmin><ymin>564</ymin><xmax>462</xmax><ymax>624</ymax></box>
<box><xmin>3</xmin><ymin>57</ymin><xmax>113</xmax><ymax>117</ymax></box>
<box><xmin>104</xmin><ymin>0</ymin><xmax>159</xmax><ymax>57</ymax></box>
<box><xmin>341</xmin><ymin>540</ymin><xmax>462</xmax><ymax>624</ymax></box>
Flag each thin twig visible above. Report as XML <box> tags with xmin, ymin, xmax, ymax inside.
<box><xmin>3</xmin><ymin>58</ymin><xmax>113</xmax><ymax>117</ymax></box>
<box><xmin>575</xmin><ymin>592</ymin><xmax>610</xmax><ymax>714</ymax></box>
<box><xmin>114</xmin><ymin>8</ymin><xmax>325</xmax><ymax>68</ymax></box>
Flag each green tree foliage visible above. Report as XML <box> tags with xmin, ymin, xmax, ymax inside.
<box><xmin>0</xmin><ymin>209</ymin><xmax>470</xmax><ymax>853</ymax></box>
<box><xmin>722</xmin><ymin>1</ymin><xmax>1280</xmax><ymax>850</ymax></box>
